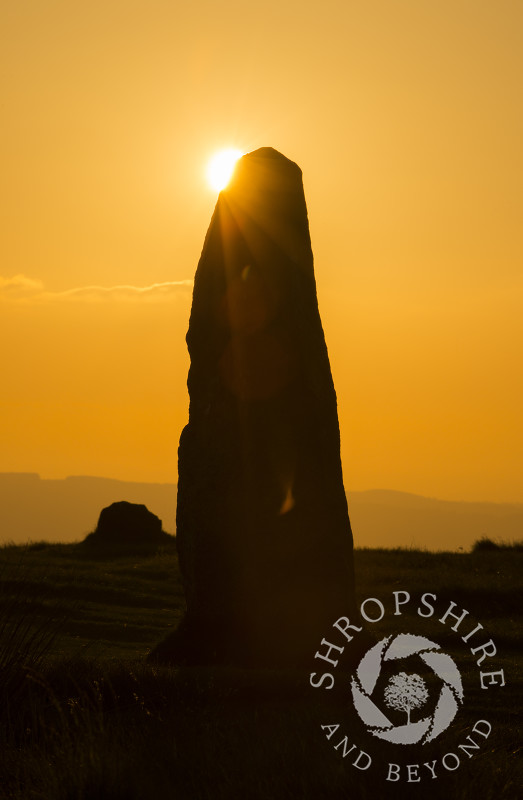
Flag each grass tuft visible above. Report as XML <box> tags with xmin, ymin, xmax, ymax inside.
<box><xmin>472</xmin><ymin>536</ymin><xmax>523</xmax><ymax>552</ymax></box>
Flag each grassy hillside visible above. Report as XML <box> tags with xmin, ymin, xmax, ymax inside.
<box><xmin>0</xmin><ymin>540</ymin><xmax>183</xmax><ymax>660</ymax></box>
<box><xmin>0</xmin><ymin>541</ymin><xmax>520</xmax><ymax>799</ymax></box>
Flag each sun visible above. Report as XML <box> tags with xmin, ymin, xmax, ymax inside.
<box><xmin>206</xmin><ymin>148</ymin><xmax>243</xmax><ymax>192</ymax></box>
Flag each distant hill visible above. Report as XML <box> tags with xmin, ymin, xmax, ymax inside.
<box><xmin>348</xmin><ymin>489</ymin><xmax>523</xmax><ymax>551</ymax></box>
<box><xmin>0</xmin><ymin>474</ymin><xmax>521</xmax><ymax>551</ymax></box>
<box><xmin>0</xmin><ymin>474</ymin><xmax>176</xmax><ymax>544</ymax></box>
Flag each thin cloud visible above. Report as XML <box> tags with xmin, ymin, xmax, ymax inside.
<box><xmin>0</xmin><ymin>275</ymin><xmax>193</xmax><ymax>303</ymax></box>
<box><xmin>51</xmin><ymin>280</ymin><xmax>193</xmax><ymax>301</ymax></box>
<box><xmin>0</xmin><ymin>274</ymin><xmax>44</xmax><ymax>297</ymax></box>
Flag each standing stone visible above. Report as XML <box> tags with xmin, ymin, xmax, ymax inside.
<box><xmin>160</xmin><ymin>147</ymin><xmax>356</xmax><ymax>665</ymax></box>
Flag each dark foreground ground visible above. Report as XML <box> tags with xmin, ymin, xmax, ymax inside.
<box><xmin>0</xmin><ymin>541</ymin><xmax>521</xmax><ymax>799</ymax></box>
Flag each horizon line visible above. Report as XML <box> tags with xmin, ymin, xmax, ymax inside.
<box><xmin>0</xmin><ymin>472</ymin><xmax>521</xmax><ymax>507</ymax></box>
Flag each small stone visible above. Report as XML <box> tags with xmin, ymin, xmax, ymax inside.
<box><xmin>90</xmin><ymin>501</ymin><xmax>165</xmax><ymax>544</ymax></box>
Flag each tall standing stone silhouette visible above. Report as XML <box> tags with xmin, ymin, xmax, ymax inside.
<box><xmin>154</xmin><ymin>147</ymin><xmax>356</xmax><ymax>665</ymax></box>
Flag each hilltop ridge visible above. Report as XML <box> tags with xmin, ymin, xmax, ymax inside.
<box><xmin>0</xmin><ymin>473</ymin><xmax>521</xmax><ymax>550</ymax></box>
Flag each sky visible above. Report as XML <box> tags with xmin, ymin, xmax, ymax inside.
<box><xmin>1</xmin><ymin>0</ymin><xmax>522</xmax><ymax>503</ymax></box>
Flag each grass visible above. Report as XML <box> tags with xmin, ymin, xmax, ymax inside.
<box><xmin>0</xmin><ymin>540</ymin><xmax>521</xmax><ymax>799</ymax></box>
<box><xmin>471</xmin><ymin>537</ymin><xmax>523</xmax><ymax>553</ymax></box>
<box><xmin>0</xmin><ymin>540</ymin><xmax>184</xmax><ymax>660</ymax></box>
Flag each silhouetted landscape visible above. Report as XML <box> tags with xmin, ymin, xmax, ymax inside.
<box><xmin>0</xmin><ymin>539</ymin><xmax>520</xmax><ymax>798</ymax></box>
<box><xmin>1</xmin><ymin>472</ymin><xmax>521</xmax><ymax>552</ymax></box>
<box><xmin>3</xmin><ymin>0</ymin><xmax>522</xmax><ymax>795</ymax></box>
<box><xmin>2</xmin><ymin>145</ymin><xmax>521</xmax><ymax>796</ymax></box>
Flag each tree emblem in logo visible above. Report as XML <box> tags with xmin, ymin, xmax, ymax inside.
<box><xmin>384</xmin><ymin>672</ymin><xmax>429</xmax><ymax>725</ymax></box>
<box><xmin>350</xmin><ymin>634</ymin><xmax>464</xmax><ymax>745</ymax></box>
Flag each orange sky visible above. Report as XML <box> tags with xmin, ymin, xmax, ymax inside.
<box><xmin>1</xmin><ymin>1</ymin><xmax>522</xmax><ymax>502</ymax></box>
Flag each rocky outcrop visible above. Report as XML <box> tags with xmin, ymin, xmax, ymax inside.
<box><xmin>86</xmin><ymin>501</ymin><xmax>171</xmax><ymax>546</ymax></box>
<box><xmin>152</xmin><ymin>147</ymin><xmax>356</xmax><ymax>666</ymax></box>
